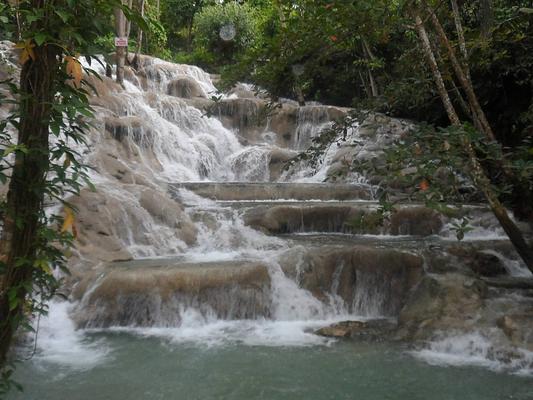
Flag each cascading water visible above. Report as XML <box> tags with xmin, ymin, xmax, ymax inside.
<box><xmin>3</xmin><ymin>48</ymin><xmax>533</xmax><ymax>399</ymax></box>
<box><xmin>49</xmin><ymin>54</ymin><xmax>376</xmax><ymax>342</ymax></box>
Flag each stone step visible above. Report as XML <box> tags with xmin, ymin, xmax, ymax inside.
<box><xmin>481</xmin><ymin>277</ymin><xmax>533</xmax><ymax>290</ymax></box>
<box><xmin>72</xmin><ymin>244</ymin><xmax>427</xmax><ymax>329</ymax></box>
<box><xmin>72</xmin><ymin>259</ymin><xmax>271</xmax><ymax>328</ymax></box>
<box><xmin>170</xmin><ymin>182</ymin><xmax>373</xmax><ymax>201</ymax></box>
<box><xmin>243</xmin><ymin>203</ymin><xmax>447</xmax><ymax>236</ymax></box>
<box><xmin>176</xmin><ymin>193</ymin><xmax>493</xmax><ymax>237</ymax></box>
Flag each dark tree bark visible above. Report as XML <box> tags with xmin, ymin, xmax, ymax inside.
<box><xmin>479</xmin><ymin>0</ymin><xmax>494</xmax><ymax>38</ymax></box>
<box><xmin>362</xmin><ymin>39</ymin><xmax>379</xmax><ymax>97</ymax></box>
<box><xmin>423</xmin><ymin>1</ymin><xmax>496</xmax><ymax>142</ymax></box>
<box><xmin>0</xmin><ymin>43</ymin><xmax>59</xmax><ymax>366</ymax></box>
<box><xmin>413</xmin><ymin>13</ymin><xmax>460</xmax><ymax>125</ymax></box>
<box><xmin>132</xmin><ymin>0</ymin><xmax>146</xmax><ymax>69</ymax></box>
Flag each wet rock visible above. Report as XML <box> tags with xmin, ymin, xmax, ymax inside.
<box><xmin>482</xmin><ymin>277</ymin><xmax>533</xmax><ymax>290</ymax></box>
<box><xmin>390</xmin><ymin>207</ymin><xmax>443</xmax><ymax>236</ymax></box>
<box><xmin>73</xmin><ymin>260</ymin><xmax>271</xmax><ymax>328</ymax></box>
<box><xmin>214</xmin><ymin>98</ymin><xmax>267</xmax><ymax>130</ymax></box>
<box><xmin>269</xmin><ymin>105</ymin><xmax>299</xmax><ymax>147</ymax></box>
<box><xmin>315</xmin><ymin>321</ymin><xmax>366</xmax><ymax>338</ymax></box>
<box><xmin>167</xmin><ymin>76</ymin><xmax>206</xmax><ymax>99</ymax></box>
<box><xmin>172</xmin><ymin>182</ymin><xmax>371</xmax><ymax>201</ymax></box>
<box><xmin>245</xmin><ymin>205</ymin><xmax>359</xmax><ymax>234</ymax></box>
<box><xmin>279</xmin><ymin>246</ymin><xmax>424</xmax><ymax>316</ymax></box>
<box><xmin>397</xmin><ymin>273</ymin><xmax>488</xmax><ymax>341</ymax></box>
<box><xmin>105</xmin><ymin>116</ymin><xmax>154</xmax><ymax>147</ymax></box>
<box><xmin>315</xmin><ymin>319</ymin><xmax>397</xmax><ymax>340</ymax></box>
<box><xmin>70</xmin><ymin>185</ymin><xmax>197</xmax><ymax>268</ymax></box>
<box><xmin>497</xmin><ymin>313</ymin><xmax>533</xmax><ymax>351</ymax></box>
<box><xmin>468</xmin><ymin>251</ymin><xmax>508</xmax><ymax>277</ymax></box>
<box><xmin>269</xmin><ymin>148</ymin><xmax>297</xmax><ymax>181</ymax></box>
<box><xmin>227</xmin><ymin>83</ymin><xmax>262</xmax><ymax>99</ymax></box>
<box><xmin>245</xmin><ymin>204</ymin><xmax>444</xmax><ymax>236</ymax></box>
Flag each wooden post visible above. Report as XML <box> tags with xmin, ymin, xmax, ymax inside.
<box><xmin>114</xmin><ymin>2</ymin><xmax>127</xmax><ymax>85</ymax></box>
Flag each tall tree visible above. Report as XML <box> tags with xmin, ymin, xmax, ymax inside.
<box><xmin>0</xmin><ymin>0</ymin><xmax>147</xmax><ymax>380</ymax></box>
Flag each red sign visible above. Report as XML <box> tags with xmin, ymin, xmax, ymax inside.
<box><xmin>114</xmin><ymin>37</ymin><xmax>128</xmax><ymax>47</ymax></box>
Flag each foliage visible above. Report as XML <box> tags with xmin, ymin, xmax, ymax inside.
<box><xmin>160</xmin><ymin>0</ymin><xmax>215</xmax><ymax>52</ymax></box>
<box><xmin>143</xmin><ymin>1</ymin><xmax>170</xmax><ymax>59</ymax></box>
<box><xmin>192</xmin><ymin>2</ymin><xmax>259</xmax><ymax>68</ymax></box>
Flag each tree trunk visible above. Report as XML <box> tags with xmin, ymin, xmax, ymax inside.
<box><xmin>358</xmin><ymin>70</ymin><xmax>371</xmax><ymax>98</ymax></box>
<box><xmin>424</xmin><ymin>1</ymin><xmax>496</xmax><ymax>142</ymax></box>
<box><xmin>479</xmin><ymin>0</ymin><xmax>494</xmax><ymax>38</ymax></box>
<box><xmin>295</xmin><ymin>85</ymin><xmax>305</xmax><ymax>106</ymax></box>
<box><xmin>0</xmin><ymin>44</ymin><xmax>59</xmax><ymax>366</ymax></box>
<box><xmin>362</xmin><ymin>39</ymin><xmax>379</xmax><ymax>97</ymax></box>
<box><xmin>132</xmin><ymin>0</ymin><xmax>145</xmax><ymax>70</ymax></box>
<box><xmin>466</xmin><ymin>144</ymin><xmax>533</xmax><ymax>271</ymax></box>
<box><xmin>125</xmin><ymin>0</ymin><xmax>133</xmax><ymax>63</ymax></box>
<box><xmin>413</xmin><ymin>13</ymin><xmax>460</xmax><ymax>125</ymax></box>
<box><xmin>187</xmin><ymin>19</ymin><xmax>194</xmax><ymax>52</ymax></box>
<box><xmin>14</xmin><ymin>0</ymin><xmax>21</xmax><ymax>41</ymax></box>
<box><xmin>114</xmin><ymin>2</ymin><xmax>127</xmax><ymax>85</ymax></box>
<box><xmin>450</xmin><ymin>0</ymin><xmax>471</xmax><ymax>81</ymax></box>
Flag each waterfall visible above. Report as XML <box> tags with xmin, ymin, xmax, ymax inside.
<box><xmin>3</xmin><ymin>49</ymin><xmax>529</xmax><ymax>376</ymax></box>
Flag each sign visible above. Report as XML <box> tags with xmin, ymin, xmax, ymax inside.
<box><xmin>114</xmin><ymin>37</ymin><xmax>128</xmax><ymax>47</ymax></box>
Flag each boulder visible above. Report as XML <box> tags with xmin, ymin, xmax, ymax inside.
<box><xmin>497</xmin><ymin>313</ymin><xmax>533</xmax><ymax>351</ymax></box>
<box><xmin>104</xmin><ymin>115</ymin><xmax>154</xmax><ymax>147</ymax></box>
<box><xmin>397</xmin><ymin>273</ymin><xmax>488</xmax><ymax>341</ymax></box>
<box><xmin>315</xmin><ymin>319</ymin><xmax>397</xmax><ymax>340</ymax></box>
<box><xmin>468</xmin><ymin>251</ymin><xmax>508</xmax><ymax>277</ymax></box>
<box><xmin>315</xmin><ymin>321</ymin><xmax>366</xmax><ymax>338</ymax></box>
<box><xmin>167</xmin><ymin>76</ymin><xmax>206</xmax><ymax>99</ymax></box>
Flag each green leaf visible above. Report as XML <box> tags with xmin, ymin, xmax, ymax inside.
<box><xmin>7</xmin><ymin>288</ymin><xmax>19</xmax><ymax>312</ymax></box>
<box><xmin>55</xmin><ymin>10</ymin><xmax>69</xmax><ymax>23</ymax></box>
<box><xmin>34</xmin><ymin>32</ymin><xmax>47</xmax><ymax>46</ymax></box>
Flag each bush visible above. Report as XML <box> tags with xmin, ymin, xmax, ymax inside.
<box><xmin>193</xmin><ymin>2</ymin><xmax>258</xmax><ymax>67</ymax></box>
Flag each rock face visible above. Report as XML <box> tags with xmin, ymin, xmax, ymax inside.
<box><xmin>68</xmin><ymin>184</ymin><xmax>198</xmax><ymax>277</ymax></box>
<box><xmin>279</xmin><ymin>246</ymin><xmax>424</xmax><ymax>316</ymax></box>
<box><xmin>171</xmin><ymin>182</ymin><xmax>371</xmax><ymax>201</ymax></box>
<box><xmin>396</xmin><ymin>273</ymin><xmax>487</xmax><ymax>340</ymax></box>
<box><xmin>73</xmin><ymin>260</ymin><xmax>271</xmax><ymax>328</ymax></box>
<box><xmin>245</xmin><ymin>205</ymin><xmax>443</xmax><ymax>236</ymax></box>
<box><xmin>390</xmin><ymin>207</ymin><xmax>443</xmax><ymax>236</ymax></box>
<box><xmin>497</xmin><ymin>313</ymin><xmax>533</xmax><ymax>351</ymax></box>
<box><xmin>167</xmin><ymin>76</ymin><xmax>206</xmax><ymax>99</ymax></box>
<box><xmin>468</xmin><ymin>251</ymin><xmax>508</xmax><ymax>277</ymax></box>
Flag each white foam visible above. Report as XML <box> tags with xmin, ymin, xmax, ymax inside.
<box><xmin>412</xmin><ymin>332</ymin><xmax>533</xmax><ymax>376</ymax></box>
<box><xmin>30</xmin><ymin>301</ymin><xmax>109</xmax><ymax>370</ymax></box>
<box><xmin>99</xmin><ymin>318</ymin><xmax>355</xmax><ymax>348</ymax></box>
